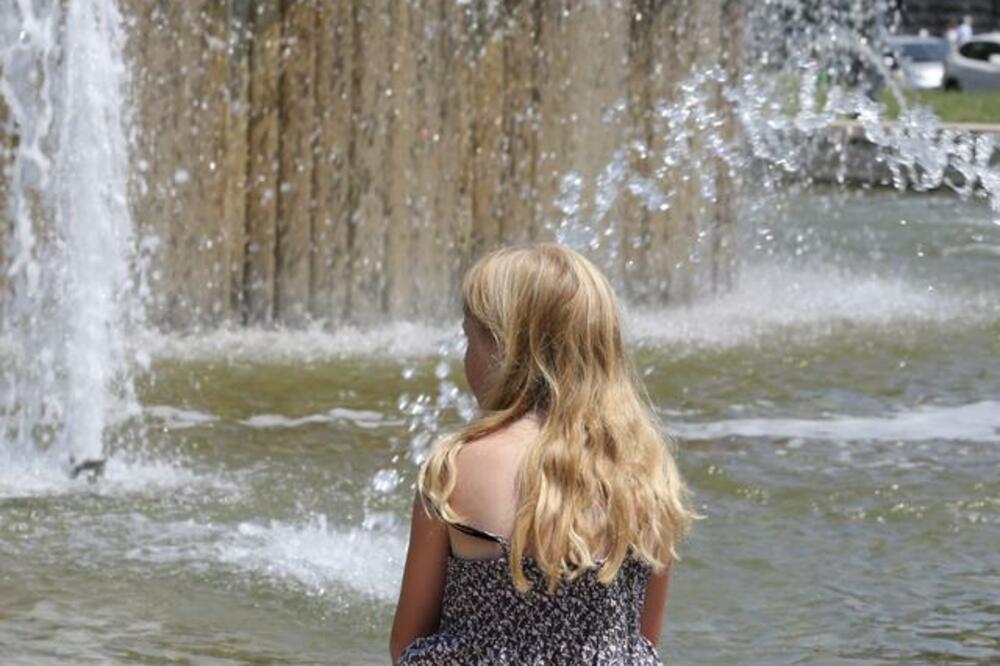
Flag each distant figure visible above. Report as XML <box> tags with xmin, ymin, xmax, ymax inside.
<box><xmin>946</xmin><ymin>21</ymin><xmax>959</xmax><ymax>44</ymax></box>
<box><xmin>957</xmin><ymin>15</ymin><xmax>974</xmax><ymax>43</ymax></box>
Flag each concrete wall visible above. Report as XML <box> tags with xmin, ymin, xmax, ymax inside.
<box><xmin>4</xmin><ymin>0</ymin><xmax>743</xmax><ymax>329</ymax></box>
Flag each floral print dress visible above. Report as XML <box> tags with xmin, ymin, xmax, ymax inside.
<box><xmin>397</xmin><ymin>522</ymin><xmax>663</xmax><ymax>665</ymax></box>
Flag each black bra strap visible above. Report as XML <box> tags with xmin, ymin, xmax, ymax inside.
<box><xmin>422</xmin><ymin>493</ymin><xmax>509</xmax><ymax>546</ymax></box>
<box><xmin>448</xmin><ymin>520</ymin><xmax>508</xmax><ymax>546</ymax></box>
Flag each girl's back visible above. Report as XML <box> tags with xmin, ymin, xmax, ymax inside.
<box><xmin>399</xmin><ymin>417</ymin><xmax>662</xmax><ymax>665</ymax></box>
<box><xmin>445</xmin><ymin>416</ymin><xmax>536</xmax><ymax>561</ymax></box>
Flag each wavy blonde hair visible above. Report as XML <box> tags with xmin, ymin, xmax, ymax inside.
<box><xmin>418</xmin><ymin>243</ymin><xmax>695</xmax><ymax>593</ymax></box>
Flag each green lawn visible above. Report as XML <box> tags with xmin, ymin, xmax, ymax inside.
<box><xmin>880</xmin><ymin>89</ymin><xmax>1000</xmax><ymax>125</ymax></box>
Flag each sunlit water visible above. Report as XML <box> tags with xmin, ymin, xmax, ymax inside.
<box><xmin>1</xmin><ymin>189</ymin><xmax>996</xmax><ymax>664</ymax></box>
<box><xmin>2</xmin><ymin>1</ymin><xmax>1000</xmax><ymax>663</ymax></box>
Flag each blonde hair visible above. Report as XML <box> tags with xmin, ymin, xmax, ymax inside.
<box><xmin>418</xmin><ymin>243</ymin><xmax>695</xmax><ymax>593</ymax></box>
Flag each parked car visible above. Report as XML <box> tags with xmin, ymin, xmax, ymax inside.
<box><xmin>884</xmin><ymin>35</ymin><xmax>950</xmax><ymax>90</ymax></box>
<box><xmin>944</xmin><ymin>33</ymin><xmax>1000</xmax><ymax>91</ymax></box>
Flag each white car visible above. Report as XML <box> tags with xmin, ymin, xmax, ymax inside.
<box><xmin>944</xmin><ymin>33</ymin><xmax>1000</xmax><ymax>91</ymax></box>
<box><xmin>885</xmin><ymin>36</ymin><xmax>949</xmax><ymax>89</ymax></box>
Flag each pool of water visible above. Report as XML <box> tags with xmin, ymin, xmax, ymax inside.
<box><xmin>2</xmin><ymin>188</ymin><xmax>998</xmax><ymax>664</ymax></box>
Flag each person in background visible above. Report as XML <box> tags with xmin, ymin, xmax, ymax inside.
<box><xmin>957</xmin><ymin>15</ymin><xmax>974</xmax><ymax>43</ymax></box>
<box><xmin>945</xmin><ymin>21</ymin><xmax>959</xmax><ymax>45</ymax></box>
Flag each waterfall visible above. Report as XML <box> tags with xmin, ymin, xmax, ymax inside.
<box><xmin>0</xmin><ymin>0</ymin><xmax>140</xmax><ymax>474</ymax></box>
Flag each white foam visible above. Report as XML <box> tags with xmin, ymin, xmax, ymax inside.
<box><xmin>216</xmin><ymin>514</ymin><xmax>405</xmax><ymax>601</ymax></box>
<box><xmin>0</xmin><ymin>453</ymin><xmax>220</xmax><ymax>499</ymax></box>
<box><xmin>941</xmin><ymin>243</ymin><xmax>1000</xmax><ymax>259</ymax></box>
<box><xmin>625</xmin><ymin>264</ymin><xmax>998</xmax><ymax>351</ymax></box>
<box><xmin>145</xmin><ymin>404</ymin><xmax>219</xmax><ymax>429</ymax></box>
<box><xmin>240</xmin><ymin>407</ymin><xmax>388</xmax><ymax>430</ymax></box>
<box><xmin>138</xmin><ymin>321</ymin><xmax>459</xmax><ymax>362</ymax></box>
<box><xmin>93</xmin><ymin>512</ymin><xmax>406</xmax><ymax>602</ymax></box>
<box><xmin>143</xmin><ymin>404</ymin><xmax>394</xmax><ymax>431</ymax></box>
<box><xmin>134</xmin><ymin>265</ymin><xmax>998</xmax><ymax>362</ymax></box>
<box><xmin>667</xmin><ymin>400</ymin><xmax>1000</xmax><ymax>443</ymax></box>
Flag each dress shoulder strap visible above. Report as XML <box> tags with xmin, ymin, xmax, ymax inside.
<box><xmin>448</xmin><ymin>520</ymin><xmax>509</xmax><ymax>546</ymax></box>
<box><xmin>422</xmin><ymin>492</ymin><xmax>510</xmax><ymax>548</ymax></box>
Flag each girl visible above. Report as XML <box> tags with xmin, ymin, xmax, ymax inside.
<box><xmin>390</xmin><ymin>243</ymin><xmax>694</xmax><ymax>665</ymax></box>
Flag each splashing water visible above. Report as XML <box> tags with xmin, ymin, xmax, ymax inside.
<box><xmin>0</xmin><ymin>2</ymin><xmax>993</xmax><ymax>494</ymax></box>
<box><xmin>548</xmin><ymin>6</ymin><xmax>999</xmax><ymax>277</ymax></box>
<box><xmin>0</xmin><ymin>0</ymin><xmax>142</xmax><ymax>474</ymax></box>
<box><xmin>394</xmin><ymin>0</ymin><xmax>1000</xmax><ymax>491</ymax></box>
<box><xmin>0</xmin><ymin>3</ymin><xmax>997</xmax><ymax>661</ymax></box>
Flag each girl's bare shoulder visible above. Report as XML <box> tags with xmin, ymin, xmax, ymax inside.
<box><xmin>457</xmin><ymin>415</ymin><xmax>539</xmax><ymax>464</ymax></box>
<box><xmin>451</xmin><ymin>416</ymin><xmax>538</xmax><ymax>514</ymax></box>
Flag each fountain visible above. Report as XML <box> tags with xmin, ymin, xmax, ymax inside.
<box><xmin>1</xmin><ymin>0</ymin><xmax>140</xmax><ymax>478</ymax></box>
<box><xmin>112</xmin><ymin>0</ymin><xmax>745</xmax><ymax>327</ymax></box>
<box><xmin>0</xmin><ymin>1</ymin><xmax>998</xmax><ymax>663</ymax></box>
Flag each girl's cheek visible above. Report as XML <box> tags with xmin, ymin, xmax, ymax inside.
<box><xmin>464</xmin><ymin>339</ymin><xmax>483</xmax><ymax>394</ymax></box>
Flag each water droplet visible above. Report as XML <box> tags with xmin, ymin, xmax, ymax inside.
<box><xmin>371</xmin><ymin>469</ymin><xmax>401</xmax><ymax>494</ymax></box>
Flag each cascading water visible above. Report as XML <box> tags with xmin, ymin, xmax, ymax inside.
<box><xmin>543</xmin><ymin>0</ymin><xmax>999</xmax><ymax>280</ymax></box>
<box><xmin>0</xmin><ymin>0</ymin><xmax>140</xmax><ymax>478</ymax></box>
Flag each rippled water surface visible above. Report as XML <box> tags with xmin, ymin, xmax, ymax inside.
<box><xmin>2</xmin><ymin>189</ymin><xmax>999</xmax><ymax>664</ymax></box>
